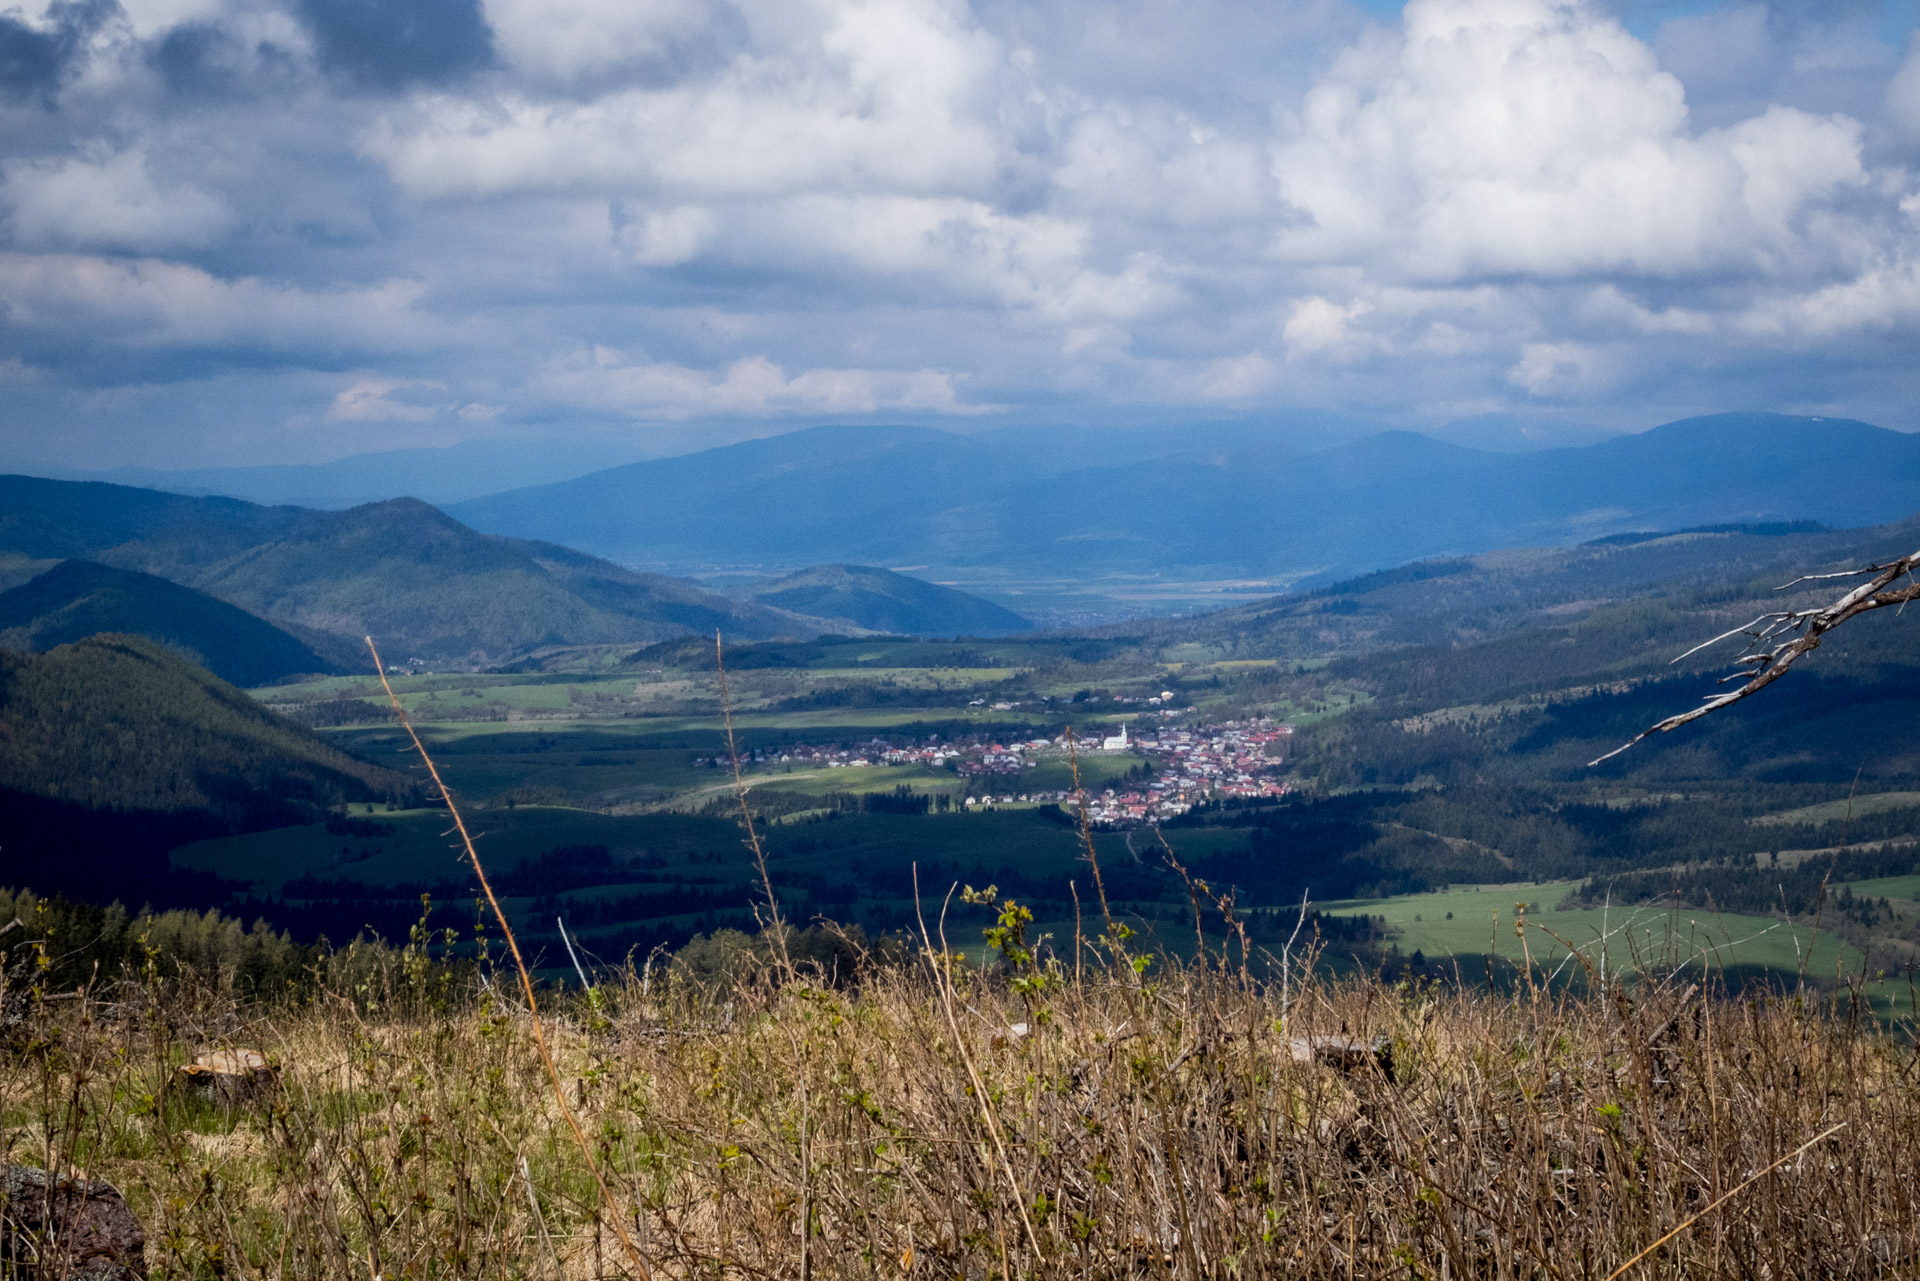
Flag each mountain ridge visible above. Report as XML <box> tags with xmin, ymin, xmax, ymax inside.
<box><xmin>0</xmin><ymin>559</ymin><xmax>339</xmax><ymax>685</ymax></box>
<box><xmin>0</xmin><ymin>482</ymin><xmax>834</xmax><ymax>663</ymax></box>
<box><xmin>447</xmin><ymin>413</ymin><xmax>1920</xmax><ymax>582</ymax></box>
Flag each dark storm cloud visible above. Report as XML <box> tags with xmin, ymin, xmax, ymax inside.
<box><xmin>143</xmin><ymin>20</ymin><xmax>297</xmax><ymax>99</ymax></box>
<box><xmin>295</xmin><ymin>0</ymin><xmax>494</xmax><ymax>89</ymax></box>
<box><xmin>0</xmin><ymin>0</ymin><xmax>116</xmax><ymax>104</ymax></box>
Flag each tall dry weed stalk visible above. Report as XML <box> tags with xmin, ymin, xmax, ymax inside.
<box><xmin>367</xmin><ymin>635</ymin><xmax>654</xmax><ymax>1279</ymax></box>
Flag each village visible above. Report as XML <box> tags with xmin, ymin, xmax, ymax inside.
<box><xmin>1062</xmin><ymin>720</ymin><xmax>1295</xmax><ymax>826</ymax></box>
<box><xmin>694</xmin><ymin>719</ymin><xmax>1294</xmax><ymax>827</ymax></box>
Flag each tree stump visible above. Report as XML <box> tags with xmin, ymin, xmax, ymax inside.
<box><xmin>1287</xmin><ymin>1035</ymin><xmax>1395</xmax><ymax>1081</ymax></box>
<box><xmin>0</xmin><ymin>1165</ymin><xmax>147</xmax><ymax>1280</ymax></box>
<box><xmin>176</xmin><ymin>1047</ymin><xmax>275</xmax><ymax>1104</ymax></box>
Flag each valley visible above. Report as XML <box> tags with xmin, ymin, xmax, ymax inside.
<box><xmin>4</xmin><ymin>419</ymin><xmax>1920</xmax><ymax>1004</ymax></box>
<box><xmin>191</xmin><ymin>540</ymin><xmax>1920</xmax><ymax>1006</ymax></box>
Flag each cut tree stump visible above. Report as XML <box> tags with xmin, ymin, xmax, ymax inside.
<box><xmin>176</xmin><ymin>1047</ymin><xmax>275</xmax><ymax>1104</ymax></box>
<box><xmin>0</xmin><ymin>1165</ymin><xmax>148</xmax><ymax>1280</ymax></box>
<box><xmin>1287</xmin><ymin>1035</ymin><xmax>1395</xmax><ymax>1081</ymax></box>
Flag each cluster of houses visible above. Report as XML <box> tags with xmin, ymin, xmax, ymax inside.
<box><xmin>690</xmin><ymin>719</ymin><xmax>1295</xmax><ymax>829</ymax></box>
<box><xmin>692</xmin><ymin>727</ymin><xmax>1158</xmax><ymax>778</ymax></box>
<box><xmin>1073</xmin><ymin>722</ymin><xmax>1294</xmax><ymax>826</ymax></box>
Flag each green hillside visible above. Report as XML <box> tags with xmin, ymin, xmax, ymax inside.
<box><xmin>0</xmin><ymin>634</ymin><xmax>410</xmax><ymax>902</ymax></box>
<box><xmin>0</xmin><ymin>559</ymin><xmax>338</xmax><ymax>685</ymax></box>
<box><xmin>742</xmin><ymin>564</ymin><xmax>1032</xmax><ymax>636</ymax></box>
<box><xmin>1129</xmin><ymin>515</ymin><xmax>1920</xmax><ymax>665</ymax></box>
<box><xmin>143</xmin><ymin>498</ymin><xmax>820</xmax><ymax>663</ymax></box>
<box><xmin>0</xmin><ymin>633</ymin><xmax>403</xmax><ymax>815</ymax></box>
<box><xmin>0</xmin><ymin>478</ymin><xmax>840</xmax><ymax>663</ymax></box>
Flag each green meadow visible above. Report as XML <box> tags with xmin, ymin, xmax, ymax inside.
<box><xmin>1321</xmin><ymin>880</ymin><xmax>1867</xmax><ymax>983</ymax></box>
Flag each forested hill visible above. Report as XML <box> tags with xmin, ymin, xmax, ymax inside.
<box><xmin>0</xmin><ymin>635</ymin><xmax>411</xmax><ymax>903</ymax></box>
<box><xmin>738</xmin><ymin>564</ymin><xmax>1033</xmax><ymax>636</ymax></box>
<box><xmin>0</xmin><ymin>478</ymin><xmax>835</xmax><ymax>663</ymax></box>
<box><xmin>0</xmin><ymin>559</ymin><xmax>338</xmax><ymax>685</ymax></box>
<box><xmin>1127</xmin><ymin>514</ymin><xmax>1920</xmax><ymax>665</ymax></box>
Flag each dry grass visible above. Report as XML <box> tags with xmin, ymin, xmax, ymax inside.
<box><xmin>5</xmin><ymin>935</ymin><xmax>1919</xmax><ymax>1279</ymax></box>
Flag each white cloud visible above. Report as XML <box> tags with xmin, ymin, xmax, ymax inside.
<box><xmin>5</xmin><ymin>150</ymin><xmax>232</xmax><ymax>252</ymax></box>
<box><xmin>328</xmin><ymin>377</ymin><xmax>450</xmax><ymax>422</ymax></box>
<box><xmin>538</xmin><ymin>351</ymin><xmax>984</xmax><ymax>419</ymax></box>
<box><xmin>1282</xmin><ymin>295</ymin><xmax>1372</xmax><ymax>356</ymax></box>
<box><xmin>617</xmin><ymin>205</ymin><xmax>717</xmax><ymax>267</ymax></box>
<box><xmin>480</xmin><ymin>0</ymin><xmax>714</xmax><ymax>84</ymax></box>
<box><xmin>368</xmin><ymin>0</ymin><xmax>1008</xmax><ymax>201</ymax></box>
<box><xmin>1273</xmin><ymin>0</ymin><xmax>1867</xmax><ymax>282</ymax></box>
<box><xmin>1507</xmin><ymin>340</ymin><xmax>1615</xmax><ymax>397</ymax></box>
<box><xmin>0</xmin><ymin>254</ymin><xmax>434</xmax><ymax>352</ymax></box>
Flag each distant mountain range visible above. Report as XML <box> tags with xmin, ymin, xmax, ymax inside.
<box><xmin>0</xmin><ymin>477</ymin><xmax>1042</xmax><ymax>664</ymax></box>
<box><xmin>0</xmin><ymin>478</ymin><xmax>834</xmax><ymax>663</ymax></box>
<box><xmin>448</xmin><ymin>413</ymin><xmax>1920</xmax><ymax>582</ymax></box>
<box><xmin>13</xmin><ymin>418</ymin><xmax>1383</xmax><ymax>511</ymax></box>
<box><xmin>32</xmin><ymin>437</ymin><xmax>662</xmax><ymax>510</ymax></box>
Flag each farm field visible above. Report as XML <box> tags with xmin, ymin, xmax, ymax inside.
<box><xmin>1317</xmin><ymin>880</ymin><xmax>1920</xmax><ymax>1016</ymax></box>
<box><xmin>1321</xmin><ymin>880</ymin><xmax>1861</xmax><ymax>978</ymax></box>
<box><xmin>209</xmin><ymin>626</ymin><xmax>1920</xmax><ymax>996</ymax></box>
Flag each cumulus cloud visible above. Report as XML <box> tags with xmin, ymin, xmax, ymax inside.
<box><xmin>1273</xmin><ymin>0</ymin><xmax>1866</xmax><ymax>282</ymax></box>
<box><xmin>3</xmin><ymin>0</ymin><xmax>1920</xmax><ymax>469</ymax></box>
<box><xmin>0</xmin><ymin>253</ymin><xmax>434</xmax><ymax>352</ymax></box>
<box><xmin>366</xmin><ymin>0</ymin><xmax>1007</xmax><ymax>200</ymax></box>
<box><xmin>5</xmin><ymin>149</ymin><xmax>232</xmax><ymax>250</ymax></box>
<box><xmin>328</xmin><ymin>376</ymin><xmax>450</xmax><ymax>420</ymax></box>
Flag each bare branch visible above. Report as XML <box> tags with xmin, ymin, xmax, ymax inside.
<box><xmin>1774</xmin><ymin>567</ymin><xmax>1878</xmax><ymax>590</ymax></box>
<box><xmin>1591</xmin><ymin>546</ymin><xmax>1920</xmax><ymax>766</ymax></box>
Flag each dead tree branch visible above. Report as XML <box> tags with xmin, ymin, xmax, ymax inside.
<box><xmin>1590</xmin><ymin>546</ymin><xmax>1920</xmax><ymax>766</ymax></box>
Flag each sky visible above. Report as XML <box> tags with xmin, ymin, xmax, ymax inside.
<box><xmin>3</xmin><ymin>0</ymin><xmax>1920</xmax><ymax>469</ymax></box>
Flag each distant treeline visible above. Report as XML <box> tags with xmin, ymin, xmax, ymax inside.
<box><xmin>1568</xmin><ymin>842</ymin><xmax>1920</xmax><ymax>917</ymax></box>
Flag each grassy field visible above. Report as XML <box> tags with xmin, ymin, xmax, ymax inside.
<box><xmin>222</xmin><ymin>645</ymin><xmax>1920</xmax><ymax>996</ymax></box>
<box><xmin>1845</xmin><ymin>873</ymin><xmax>1920</xmax><ymax>899</ymax></box>
<box><xmin>1754</xmin><ymin>791</ymin><xmax>1920</xmax><ymax>825</ymax></box>
<box><xmin>1321</xmin><ymin>880</ymin><xmax>1867</xmax><ymax>983</ymax></box>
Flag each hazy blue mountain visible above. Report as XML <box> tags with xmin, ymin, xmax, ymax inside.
<box><xmin>0</xmin><ymin>560</ymin><xmax>339</xmax><ymax>685</ymax></box>
<box><xmin>0</xmin><ymin>479</ymin><xmax>843</xmax><ymax>662</ymax></box>
<box><xmin>448</xmin><ymin>424</ymin><xmax>1021</xmax><ymax>569</ymax></box>
<box><xmin>450</xmin><ymin>413</ymin><xmax>1920</xmax><ymax>582</ymax></box>
<box><xmin>737</xmin><ymin>565</ymin><xmax>1033</xmax><ymax>636</ymax></box>
<box><xmin>30</xmin><ymin>437</ymin><xmax>661</xmax><ymax>510</ymax></box>
<box><xmin>0</xmin><ymin>474</ymin><xmax>305</xmax><ymax>559</ymax></box>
